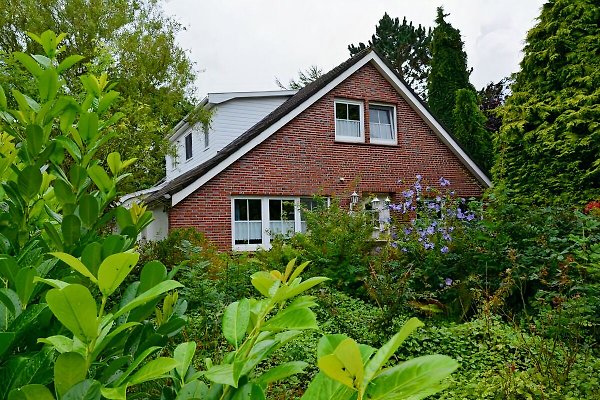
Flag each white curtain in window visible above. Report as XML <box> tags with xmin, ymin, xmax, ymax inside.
<box><xmin>336</xmin><ymin>120</ymin><xmax>361</xmax><ymax>137</ymax></box>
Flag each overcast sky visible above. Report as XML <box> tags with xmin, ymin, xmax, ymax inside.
<box><xmin>163</xmin><ymin>0</ymin><xmax>545</xmax><ymax>98</ymax></box>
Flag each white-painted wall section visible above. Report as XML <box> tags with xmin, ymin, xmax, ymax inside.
<box><xmin>140</xmin><ymin>206</ymin><xmax>169</xmax><ymax>241</ymax></box>
<box><xmin>166</xmin><ymin>93</ymin><xmax>294</xmax><ymax>181</ymax></box>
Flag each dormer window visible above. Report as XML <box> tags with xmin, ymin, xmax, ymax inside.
<box><xmin>335</xmin><ymin>99</ymin><xmax>364</xmax><ymax>142</ymax></box>
<box><xmin>185</xmin><ymin>133</ymin><xmax>193</xmax><ymax>160</ymax></box>
<box><xmin>369</xmin><ymin>104</ymin><xmax>396</xmax><ymax>144</ymax></box>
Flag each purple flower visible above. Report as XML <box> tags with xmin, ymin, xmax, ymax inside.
<box><xmin>457</xmin><ymin>209</ymin><xmax>465</xmax><ymax>219</ymax></box>
<box><xmin>391</xmin><ymin>242</ymin><xmax>398</xmax><ymax>248</ymax></box>
<box><xmin>466</xmin><ymin>213</ymin><xmax>475</xmax><ymax>221</ymax></box>
<box><xmin>444</xmin><ymin>277</ymin><xmax>453</xmax><ymax>286</ymax></box>
<box><xmin>403</xmin><ymin>227</ymin><xmax>413</xmax><ymax>235</ymax></box>
<box><xmin>439</xmin><ymin>177</ymin><xmax>451</xmax><ymax>187</ymax></box>
<box><xmin>441</xmin><ymin>246</ymin><xmax>449</xmax><ymax>254</ymax></box>
<box><xmin>401</xmin><ymin>247</ymin><xmax>408</xmax><ymax>253</ymax></box>
<box><xmin>423</xmin><ymin>242</ymin><xmax>434</xmax><ymax>250</ymax></box>
<box><xmin>416</xmin><ymin>174</ymin><xmax>422</xmax><ymax>181</ymax></box>
<box><xmin>403</xmin><ymin>190</ymin><xmax>414</xmax><ymax>198</ymax></box>
<box><xmin>435</xmin><ymin>196</ymin><xmax>442</xmax><ymax>202</ymax></box>
<box><xmin>426</xmin><ymin>225</ymin><xmax>435</xmax><ymax>235</ymax></box>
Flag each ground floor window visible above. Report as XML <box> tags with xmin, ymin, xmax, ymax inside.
<box><xmin>231</xmin><ymin>196</ymin><xmax>328</xmax><ymax>250</ymax></box>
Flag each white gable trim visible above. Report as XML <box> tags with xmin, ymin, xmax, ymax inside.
<box><xmin>369</xmin><ymin>53</ymin><xmax>492</xmax><ymax>188</ymax></box>
<box><xmin>172</xmin><ymin>52</ymin><xmax>490</xmax><ymax>206</ymax></box>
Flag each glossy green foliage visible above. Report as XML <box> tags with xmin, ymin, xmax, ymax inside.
<box><xmin>0</xmin><ymin>31</ymin><xmax>186</xmax><ymax>399</ymax></box>
<box><xmin>303</xmin><ymin>318</ymin><xmax>458</xmax><ymax>400</ymax></box>
<box><xmin>493</xmin><ymin>0</ymin><xmax>600</xmax><ymax>205</ymax></box>
<box><xmin>0</xmin><ymin>0</ymin><xmax>200</xmax><ymax>192</ymax></box>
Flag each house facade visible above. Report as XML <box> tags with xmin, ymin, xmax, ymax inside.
<box><xmin>132</xmin><ymin>48</ymin><xmax>491</xmax><ymax>251</ymax></box>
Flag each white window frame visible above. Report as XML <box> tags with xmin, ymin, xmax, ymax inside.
<box><xmin>231</xmin><ymin>196</ymin><xmax>330</xmax><ymax>251</ymax></box>
<box><xmin>369</xmin><ymin>103</ymin><xmax>397</xmax><ymax>145</ymax></box>
<box><xmin>334</xmin><ymin>99</ymin><xmax>365</xmax><ymax>143</ymax></box>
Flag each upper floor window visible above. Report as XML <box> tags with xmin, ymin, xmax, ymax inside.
<box><xmin>185</xmin><ymin>133</ymin><xmax>193</xmax><ymax>160</ymax></box>
<box><xmin>369</xmin><ymin>104</ymin><xmax>396</xmax><ymax>144</ymax></box>
<box><xmin>335</xmin><ymin>99</ymin><xmax>364</xmax><ymax>142</ymax></box>
<box><xmin>203</xmin><ymin>123</ymin><xmax>209</xmax><ymax>149</ymax></box>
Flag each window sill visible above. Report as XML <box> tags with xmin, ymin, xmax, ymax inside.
<box><xmin>334</xmin><ymin>137</ymin><xmax>365</xmax><ymax>144</ymax></box>
<box><xmin>369</xmin><ymin>139</ymin><xmax>398</xmax><ymax>146</ymax></box>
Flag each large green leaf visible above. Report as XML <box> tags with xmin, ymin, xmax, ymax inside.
<box><xmin>0</xmin><ymin>255</ymin><xmax>19</xmax><ymax>286</ymax></box>
<box><xmin>300</xmin><ymin>371</ymin><xmax>355</xmax><ymax>400</ymax></box>
<box><xmin>38</xmin><ymin>335</ymin><xmax>78</xmax><ymax>354</ymax></box>
<box><xmin>113</xmin><ymin>346</ymin><xmax>161</xmax><ymax>387</ymax></box>
<box><xmin>0</xmin><ymin>83</ymin><xmax>6</xmax><ymax>110</ymax></box>
<box><xmin>57</xmin><ymin>55</ymin><xmax>85</xmax><ymax>74</ymax></box>
<box><xmin>365</xmin><ymin>355</ymin><xmax>458</xmax><ymax>400</ymax></box>
<box><xmin>81</xmin><ymin>243</ymin><xmax>102</xmax><ymax>277</ymax></box>
<box><xmin>0</xmin><ymin>347</ymin><xmax>53</xmax><ymax>398</ymax></box>
<box><xmin>318</xmin><ymin>338</ymin><xmax>364</xmax><ymax>390</ymax></box>
<box><xmin>15</xmin><ymin>267</ymin><xmax>36</xmax><ymax>307</ymax></box>
<box><xmin>61</xmin><ymin>214</ymin><xmax>81</xmax><ymax>245</ymax></box>
<box><xmin>138</xmin><ymin>261</ymin><xmax>167</xmax><ymax>293</ymax></box>
<box><xmin>250</xmin><ymin>271</ymin><xmax>278</xmax><ymax>297</ymax></box>
<box><xmin>255</xmin><ymin>361</ymin><xmax>308</xmax><ymax>385</ymax></box>
<box><xmin>79</xmin><ymin>195</ymin><xmax>99</xmax><ymax>228</ymax></box>
<box><xmin>174</xmin><ymin>342</ymin><xmax>196</xmax><ymax>380</ymax></box>
<box><xmin>53</xmin><ymin>179</ymin><xmax>75</xmax><ymax>205</ymax></box>
<box><xmin>54</xmin><ymin>352</ymin><xmax>87</xmax><ymax>397</ymax></box>
<box><xmin>222</xmin><ymin>299</ymin><xmax>250</xmax><ymax>348</ymax></box>
<box><xmin>50</xmin><ymin>252</ymin><xmax>97</xmax><ymax>283</ymax></box>
<box><xmin>363</xmin><ymin>317</ymin><xmax>424</xmax><ymax>384</ymax></box>
<box><xmin>128</xmin><ymin>357</ymin><xmax>178</xmax><ymax>385</ymax></box>
<box><xmin>240</xmin><ymin>339</ymin><xmax>277</xmax><ymax>376</ymax></box>
<box><xmin>174</xmin><ymin>380</ymin><xmax>208</xmax><ymax>400</ymax></box>
<box><xmin>231</xmin><ymin>383</ymin><xmax>266</xmax><ymax>400</ymax></box>
<box><xmin>18</xmin><ymin>166</ymin><xmax>42</xmax><ymax>200</ymax></box>
<box><xmin>281</xmin><ymin>277</ymin><xmax>329</xmax><ymax>301</ymax></box>
<box><xmin>204</xmin><ymin>364</ymin><xmax>239</xmax><ymax>388</ymax></box>
<box><xmin>87</xmin><ymin>164</ymin><xmax>111</xmax><ymax>193</ymax></box>
<box><xmin>62</xmin><ymin>379</ymin><xmax>101</xmax><ymax>400</ymax></box>
<box><xmin>97</xmin><ymin>252</ymin><xmax>139</xmax><ymax>297</ymax></box>
<box><xmin>13</xmin><ymin>52</ymin><xmax>43</xmax><ymax>77</ymax></box>
<box><xmin>25</xmin><ymin>124</ymin><xmax>44</xmax><ymax>156</ymax></box>
<box><xmin>39</xmin><ymin>68</ymin><xmax>59</xmax><ymax>101</ymax></box>
<box><xmin>46</xmin><ymin>284</ymin><xmax>98</xmax><ymax>344</ymax></box>
<box><xmin>113</xmin><ymin>280</ymin><xmax>183</xmax><ymax>319</ymax></box>
<box><xmin>8</xmin><ymin>384</ymin><xmax>54</xmax><ymax>400</ymax></box>
<box><xmin>261</xmin><ymin>307</ymin><xmax>318</xmax><ymax>332</ymax></box>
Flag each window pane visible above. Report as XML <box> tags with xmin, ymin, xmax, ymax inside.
<box><xmin>234</xmin><ymin>199</ymin><xmax>247</xmax><ymax>221</ymax></box>
<box><xmin>248</xmin><ymin>222</ymin><xmax>262</xmax><ymax>243</ymax></box>
<box><xmin>336</xmin><ymin>120</ymin><xmax>360</xmax><ymax>137</ymax></box>
<box><xmin>335</xmin><ymin>103</ymin><xmax>347</xmax><ymax>119</ymax></box>
<box><xmin>248</xmin><ymin>199</ymin><xmax>261</xmax><ymax>220</ymax></box>
<box><xmin>269</xmin><ymin>200</ymin><xmax>282</xmax><ymax>220</ymax></box>
<box><xmin>282</xmin><ymin>201</ymin><xmax>295</xmax><ymax>220</ymax></box>
<box><xmin>185</xmin><ymin>134</ymin><xmax>193</xmax><ymax>160</ymax></box>
<box><xmin>348</xmin><ymin>104</ymin><xmax>360</xmax><ymax>121</ymax></box>
<box><xmin>234</xmin><ymin>222</ymin><xmax>248</xmax><ymax>244</ymax></box>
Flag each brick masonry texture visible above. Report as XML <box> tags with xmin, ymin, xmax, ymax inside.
<box><xmin>169</xmin><ymin>62</ymin><xmax>485</xmax><ymax>250</ymax></box>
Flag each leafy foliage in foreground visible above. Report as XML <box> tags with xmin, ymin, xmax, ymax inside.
<box><xmin>0</xmin><ymin>30</ymin><xmax>187</xmax><ymax>399</ymax></box>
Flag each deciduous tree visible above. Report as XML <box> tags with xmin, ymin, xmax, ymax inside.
<box><xmin>0</xmin><ymin>0</ymin><xmax>198</xmax><ymax>192</ymax></box>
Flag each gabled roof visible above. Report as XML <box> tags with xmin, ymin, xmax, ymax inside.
<box><xmin>145</xmin><ymin>48</ymin><xmax>491</xmax><ymax>205</ymax></box>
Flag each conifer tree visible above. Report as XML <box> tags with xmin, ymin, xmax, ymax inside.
<box><xmin>453</xmin><ymin>89</ymin><xmax>493</xmax><ymax>173</ymax></box>
<box><xmin>494</xmin><ymin>0</ymin><xmax>600</xmax><ymax>204</ymax></box>
<box><xmin>349</xmin><ymin>13</ymin><xmax>431</xmax><ymax>97</ymax></box>
<box><xmin>427</xmin><ymin>7</ymin><xmax>473</xmax><ymax>132</ymax></box>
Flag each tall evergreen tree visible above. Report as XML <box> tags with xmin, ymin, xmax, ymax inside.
<box><xmin>494</xmin><ymin>0</ymin><xmax>600</xmax><ymax>204</ymax></box>
<box><xmin>427</xmin><ymin>7</ymin><xmax>473</xmax><ymax>132</ymax></box>
<box><xmin>0</xmin><ymin>0</ymin><xmax>198</xmax><ymax>192</ymax></box>
<box><xmin>275</xmin><ymin>65</ymin><xmax>323</xmax><ymax>89</ymax></box>
<box><xmin>453</xmin><ymin>89</ymin><xmax>493</xmax><ymax>173</ymax></box>
<box><xmin>478</xmin><ymin>77</ymin><xmax>511</xmax><ymax>133</ymax></box>
<box><xmin>349</xmin><ymin>13</ymin><xmax>431</xmax><ymax>97</ymax></box>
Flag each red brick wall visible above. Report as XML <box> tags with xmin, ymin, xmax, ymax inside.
<box><xmin>169</xmin><ymin>62</ymin><xmax>485</xmax><ymax>250</ymax></box>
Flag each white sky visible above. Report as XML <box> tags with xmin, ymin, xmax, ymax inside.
<box><xmin>163</xmin><ymin>0</ymin><xmax>545</xmax><ymax>98</ymax></box>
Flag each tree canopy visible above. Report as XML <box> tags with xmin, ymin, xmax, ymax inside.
<box><xmin>276</xmin><ymin>65</ymin><xmax>323</xmax><ymax>90</ymax></box>
<box><xmin>427</xmin><ymin>7</ymin><xmax>473</xmax><ymax>133</ymax></box>
<box><xmin>348</xmin><ymin>13</ymin><xmax>431</xmax><ymax>98</ymax></box>
<box><xmin>0</xmin><ymin>0</ymin><xmax>198</xmax><ymax>192</ymax></box>
<box><xmin>493</xmin><ymin>0</ymin><xmax>600</xmax><ymax>204</ymax></box>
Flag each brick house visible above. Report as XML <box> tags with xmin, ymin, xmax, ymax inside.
<box><xmin>128</xmin><ymin>48</ymin><xmax>491</xmax><ymax>251</ymax></box>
